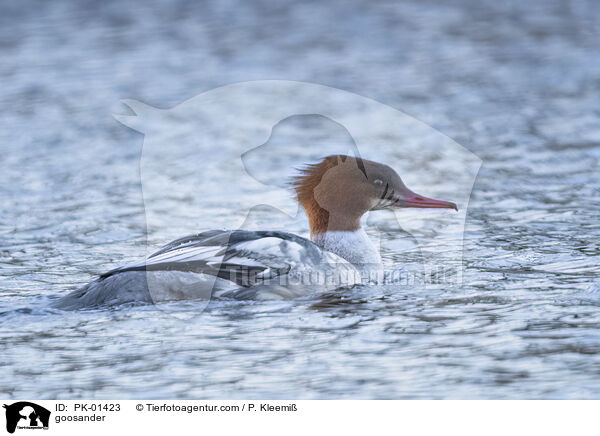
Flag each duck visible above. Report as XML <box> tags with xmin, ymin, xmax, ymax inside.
<box><xmin>53</xmin><ymin>155</ymin><xmax>456</xmax><ymax>309</ymax></box>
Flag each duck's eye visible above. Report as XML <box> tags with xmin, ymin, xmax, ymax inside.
<box><xmin>373</xmin><ymin>179</ymin><xmax>384</xmax><ymax>186</ymax></box>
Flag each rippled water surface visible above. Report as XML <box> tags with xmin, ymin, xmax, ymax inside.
<box><xmin>1</xmin><ymin>0</ymin><xmax>600</xmax><ymax>399</ymax></box>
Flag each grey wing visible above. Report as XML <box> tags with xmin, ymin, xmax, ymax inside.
<box><xmin>100</xmin><ymin>230</ymin><xmax>329</xmax><ymax>287</ymax></box>
<box><xmin>54</xmin><ymin>230</ymin><xmax>358</xmax><ymax>309</ymax></box>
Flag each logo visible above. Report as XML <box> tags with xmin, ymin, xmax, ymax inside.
<box><xmin>3</xmin><ymin>402</ymin><xmax>50</xmax><ymax>434</ymax></box>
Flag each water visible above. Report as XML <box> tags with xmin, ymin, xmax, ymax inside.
<box><xmin>1</xmin><ymin>0</ymin><xmax>600</xmax><ymax>399</ymax></box>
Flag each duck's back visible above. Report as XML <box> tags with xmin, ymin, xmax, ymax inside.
<box><xmin>53</xmin><ymin>230</ymin><xmax>357</xmax><ymax>309</ymax></box>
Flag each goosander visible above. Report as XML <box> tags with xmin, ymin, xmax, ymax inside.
<box><xmin>54</xmin><ymin>155</ymin><xmax>456</xmax><ymax>309</ymax></box>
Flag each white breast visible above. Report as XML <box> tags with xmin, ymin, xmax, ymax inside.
<box><xmin>312</xmin><ymin>229</ymin><xmax>383</xmax><ymax>282</ymax></box>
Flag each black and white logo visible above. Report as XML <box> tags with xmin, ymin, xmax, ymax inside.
<box><xmin>3</xmin><ymin>402</ymin><xmax>50</xmax><ymax>434</ymax></box>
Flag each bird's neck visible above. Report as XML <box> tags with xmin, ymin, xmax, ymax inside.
<box><xmin>304</xmin><ymin>202</ymin><xmax>363</xmax><ymax>235</ymax></box>
<box><xmin>304</xmin><ymin>202</ymin><xmax>381</xmax><ymax>269</ymax></box>
<box><xmin>311</xmin><ymin>228</ymin><xmax>382</xmax><ymax>270</ymax></box>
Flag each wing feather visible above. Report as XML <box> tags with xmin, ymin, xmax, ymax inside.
<box><xmin>100</xmin><ymin>230</ymin><xmax>337</xmax><ymax>288</ymax></box>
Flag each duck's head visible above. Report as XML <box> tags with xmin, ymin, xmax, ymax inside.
<box><xmin>293</xmin><ymin>154</ymin><xmax>457</xmax><ymax>236</ymax></box>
